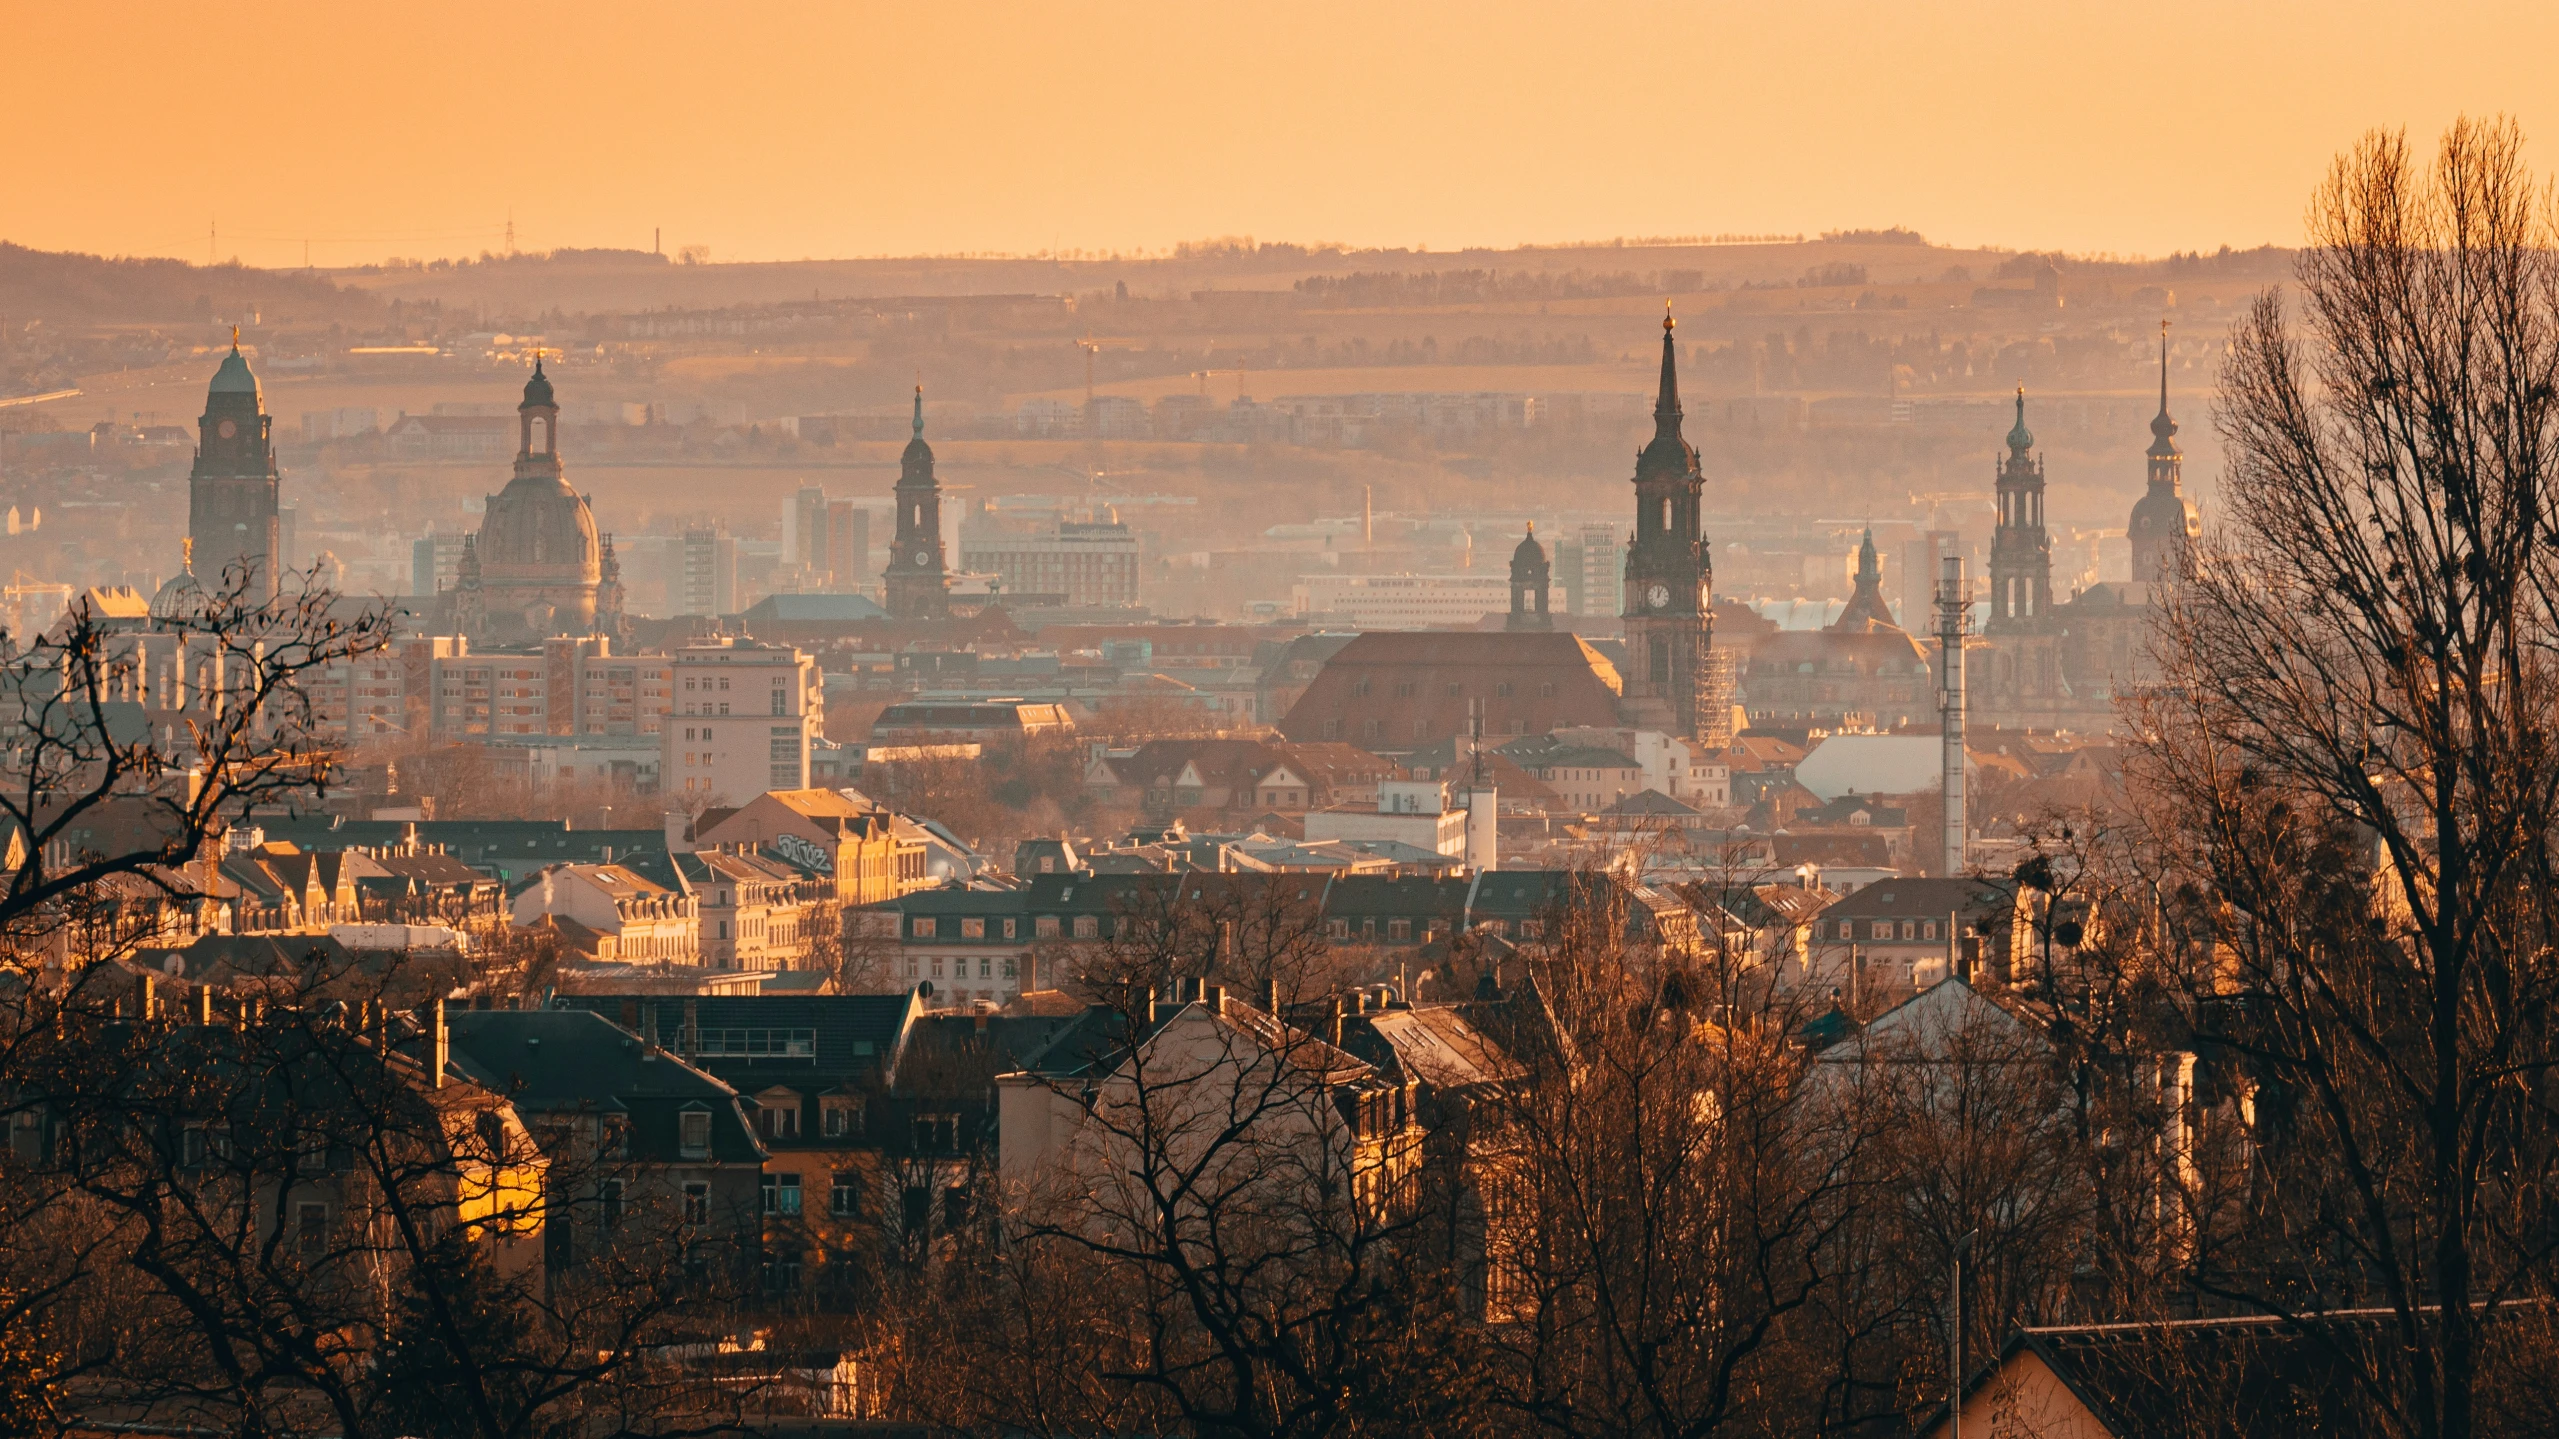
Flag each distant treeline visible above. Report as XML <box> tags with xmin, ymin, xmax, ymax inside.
<box><xmin>0</xmin><ymin>243</ymin><xmax>380</xmax><ymax>327</ymax></box>
<box><xmin>1295</xmin><ymin>268</ymin><xmax>1712</xmax><ymax>307</ymax></box>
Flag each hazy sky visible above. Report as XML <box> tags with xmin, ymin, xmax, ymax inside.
<box><xmin>13</xmin><ymin>1</ymin><xmax>2556</xmax><ymax>267</ymax></box>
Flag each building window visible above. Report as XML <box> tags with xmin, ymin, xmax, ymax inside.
<box><xmin>823</xmin><ymin>1101</ymin><xmax>860</xmax><ymax>1138</ymax></box>
<box><xmin>1923</xmin><ymin>921</ymin><xmax>1940</xmax><ymax>941</ymax></box>
<box><xmin>762</xmin><ymin>1172</ymin><xmax>803</xmax><ymax>1215</ymax></box>
<box><xmin>913</xmin><ymin>1115</ymin><xmax>957</xmax><ymax>1152</ymax></box>
<box><xmin>679</xmin><ymin>1109</ymin><xmax>712</xmax><ymax>1158</ymax></box>
<box><xmin>296</xmin><ymin>1202</ymin><xmax>328</xmax><ymax>1256</ymax></box>
<box><xmin>1002</xmin><ymin>917</ymin><xmax>1018</xmax><ymax>939</ymax></box>
<box><xmin>960</xmin><ymin>917</ymin><xmax>985</xmax><ymax>939</ymax></box>
<box><xmin>1035</xmin><ymin>915</ymin><xmax>1061</xmax><ymax>939</ymax></box>
<box><xmin>1073</xmin><ymin>915</ymin><xmax>1098</xmax><ymax>939</ymax></box>
<box><xmin>1388</xmin><ymin>918</ymin><xmax>1412</xmax><ymax>941</ymax></box>
<box><xmin>912</xmin><ymin>916</ymin><xmax>937</xmax><ymax>939</ymax></box>
<box><xmin>1328</xmin><ymin>918</ymin><xmax>1350</xmax><ymax>940</ymax></box>
<box><xmin>760</xmin><ymin>1101</ymin><xmax>800</xmax><ymax>1140</ymax></box>
<box><xmin>683</xmin><ymin>1182</ymin><xmax>710</xmax><ymax>1226</ymax></box>
<box><xmin>831</xmin><ymin>1171</ymin><xmax>862</xmax><ymax>1217</ymax></box>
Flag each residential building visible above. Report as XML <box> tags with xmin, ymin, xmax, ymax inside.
<box><xmin>663</xmin><ymin>641</ymin><xmax>823</xmax><ymax>802</ymax></box>
<box><xmin>690</xmin><ymin>789</ymin><xmax>924</xmax><ymax>905</ymax></box>
<box><xmin>441</xmin><ymin>1008</ymin><xmax>766</xmax><ymax>1274</ymax></box>
<box><xmin>511</xmin><ymin>862</ymin><xmax>702</xmax><ymax>964</ymax></box>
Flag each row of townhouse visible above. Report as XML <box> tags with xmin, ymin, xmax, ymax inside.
<box><xmin>506</xmin><ymin>789</ymin><xmax>937</xmax><ymax>971</ymax></box>
<box><xmin>855</xmin><ymin>868</ymin><xmax>1703</xmax><ymax>1009</ymax></box>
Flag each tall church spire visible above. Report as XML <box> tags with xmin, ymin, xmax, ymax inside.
<box><xmin>2131</xmin><ymin>321</ymin><xmax>2200</xmax><ymax>582</ymax></box>
<box><xmin>1653</xmin><ymin>304</ymin><xmax>1682</xmax><ymax>428</ymax></box>
<box><xmin>2147</xmin><ymin>321</ymin><xmax>2180</xmax><ymax>459</ymax></box>
<box><xmin>912</xmin><ymin>383</ymin><xmax>925</xmax><ymax>440</ymax></box>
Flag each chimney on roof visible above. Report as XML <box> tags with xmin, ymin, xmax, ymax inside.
<box><xmin>418</xmin><ymin>999</ymin><xmax>448</xmax><ymax>1088</ymax></box>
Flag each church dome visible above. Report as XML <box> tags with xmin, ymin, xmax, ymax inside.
<box><xmin>479</xmin><ymin>473</ymin><xmax>600</xmax><ymax>579</ymax></box>
<box><xmin>1510</xmin><ymin>523</ymin><xmax>1547</xmax><ymax>570</ymax></box>
<box><xmin>519</xmin><ymin>358</ymin><xmax>556</xmax><ymax>411</ymax></box>
<box><xmin>208</xmin><ymin>346</ymin><xmax>259</xmax><ymax>397</ymax></box>
<box><xmin>150</xmin><ymin>566</ymin><xmax>205</xmax><ymax>621</ymax></box>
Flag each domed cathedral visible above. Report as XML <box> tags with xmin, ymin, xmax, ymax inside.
<box><xmin>1968</xmin><ymin>388</ymin><xmax>2073</xmax><ymax>725</ymax></box>
<box><xmin>187</xmin><ymin>335</ymin><xmax>282</xmax><ymax>599</ymax></box>
<box><xmin>467</xmin><ymin>359</ymin><xmax>605</xmax><ymax>644</ymax></box>
<box><xmin>884</xmin><ymin>386</ymin><xmax>952</xmax><ymax>619</ymax></box>
<box><xmin>1506</xmin><ymin>523</ymin><xmax>1552</xmax><ymax>632</ymax></box>
<box><xmin>2129</xmin><ymin>323</ymin><xmax>2201</xmax><ymax>582</ymax></box>
<box><xmin>1617</xmin><ymin>309</ymin><xmax>1717</xmax><ymax>740</ymax></box>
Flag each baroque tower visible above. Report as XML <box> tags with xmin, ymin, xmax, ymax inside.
<box><xmin>884</xmin><ymin>386</ymin><xmax>951</xmax><ymax>619</ymax></box>
<box><xmin>1619</xmin><ymin>310</ymin><xmax>1713</xmax><ymax>738</ymax></box>
<box><xmin>188</xmin><ymin>334</ymin><xmax>282</xmax><ymax>598</ymax></box>
<box><xmin>470</xmin><ymin>358</ymin><xmax>602</xmax><ymax>642</ymax></box>
<box><xmin>1506</xmin><ymin>523</ymin><xmax>1552</xmax><ymax>632</ymax></box>
<box><xmin>1987</xmin><ymin>386</ymin><xmax>2051</xmax><ymax>630</ymax></box>
<box><xmin>2129</xmin><ymin>324</ymin><xmax>2201</xmax><ymax>583</ymax></box>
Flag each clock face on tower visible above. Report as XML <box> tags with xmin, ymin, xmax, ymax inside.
<box><xmin>913</xmin><ymin>550</ymin><xmax>931</xmax><ymax>566</ymax></box>
<box><xmin>1647</xmin><ymin>583</ymin><xmax>1670</xmax><ymax>610</ymax></box>
<box><xmin>217</xmin><ymin>420</ymin><xmax>236</xmax><ymax>439</ymax></box>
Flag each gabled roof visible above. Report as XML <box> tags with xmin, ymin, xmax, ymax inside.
<box><xmin>1601</xmin><ymin>788</ymin><xmax>1700</xmax><ymax>817</ymax></box>
<box><xmin>1349</xmin><ymin>1006</ymin><xmax>1523</xmax><ymax>1090</ymax></box>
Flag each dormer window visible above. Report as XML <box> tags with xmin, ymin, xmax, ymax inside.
<box><xmin>678</xmin><ymin>1106</ymin><xmax>712</xmax><ymax>1159</ymax></box>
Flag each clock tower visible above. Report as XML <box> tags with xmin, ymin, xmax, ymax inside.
<box><xmin>883</xmin><ymin>385</ymin><xmax>952</xmax><ymax>620</ymax></box>
<box><xmin>1620</xmin><ymin>310</ymin><xmax>1713</xmax><ymax>738</ymax></box>
<box><xmin>188</xmin><ymin>334</ymin><xmax>282</xmax><ymax>599</ymax></box>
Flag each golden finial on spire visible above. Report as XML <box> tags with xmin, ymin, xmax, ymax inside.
<box><xmin>181</xmin><ymin>536</ymin><xmax>193</xmax><ymax>574</ymax></box>
<box><xmin>1663</xmin><ymin>298</ymin><xmax>1675</xmax><ymax>333</ymax></box>
<box><xmin>230</xmin><ymin>324</ymin><xmax>240</xmax><ymax>350</ymax></box>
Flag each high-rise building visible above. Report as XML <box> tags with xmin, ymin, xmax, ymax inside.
<box><xmin>883</xmin><ymin>387</ymin><xmax>951</xmax><ymax>619</ymax></box>
<box><xmin>412</xmin><ymin>531</ymin><xmax>469</xmax><ymax>598</ymax></box>
<box><xmin>662</xmin><ymin>640</ymin><xmax>822</xmax><ymax>801</ymax></box>
<box><xmin>1617</xmin><ymin>312</ymin><xmax>1714</xmax><ymax>739</ymax></box>
<box><xmin>1986</xmin><ymin>387</ymin><xmax>2053</xmax><ymax>630</ymax></box>
<box><xmin>681</xmin><ymin>526</ymin><xmax>738</xmax><ymax>616</ymax></box>
<box><xmin>187</xmin><ymin>337</ymin><xmax>281</xmax><ymax>598</ymax></box>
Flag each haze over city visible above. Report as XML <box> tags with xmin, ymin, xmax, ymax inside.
<box><xmin>0</xmin><ymin>7</ymin><xmax>2555</xmax><ymax>1439</ymax></box>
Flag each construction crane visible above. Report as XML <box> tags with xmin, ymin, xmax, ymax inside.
<box><xmin>1906</xmin><ymin>490</ymin><xmax>1991</xmax><ymax>531</ymax></box>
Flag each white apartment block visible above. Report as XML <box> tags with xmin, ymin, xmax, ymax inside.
<box><xmin>1292</xmin><ymin>572</ymin><xmax>1556</xmax><ymax>631</ymax></box>
<box><xmin>959</xmin><ymin>518</ymin><xmax>1142</xmax><ymax>608</ymax></box>
<box><xmin>663</xmin><ymin>640</ymin><xmax>823</xmax><ymax>804</ymax></box>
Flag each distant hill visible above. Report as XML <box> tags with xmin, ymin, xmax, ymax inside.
<box><xmin>0</xmin><ymin>242</ymin><xmax>381</xmax><ymax>327</ymax></box>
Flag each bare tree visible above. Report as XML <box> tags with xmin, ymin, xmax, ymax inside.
<box><xmin>0</xmin><ymin>562</ymin><xmax>392</xmax><ymax>947</ymax></box>
<box><xmin>2135</xmin><ymin>117</ymin><xmax>2559</xmax><ymax>1439</ymax></box>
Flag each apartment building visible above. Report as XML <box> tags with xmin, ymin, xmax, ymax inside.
<box><xmin>662</xmin><ymin>641</ymin><xmax>823</xmax><ymax>803</ymax></box>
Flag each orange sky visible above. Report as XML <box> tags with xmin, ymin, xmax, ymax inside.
<box><xmin>11</xmin><ymin>1</ymin><xmax>2556</xmax><ymax>267</ymax></box>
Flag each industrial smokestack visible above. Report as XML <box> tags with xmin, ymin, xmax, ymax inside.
<box><xmin>1936</xmin><ymin>555</ymin><xmax>1969</xmax><ymax>876</ymax></box>
<box><xmin>1464</xmin><ymin>700</ymin><xmax>1499</xmax><ymax>872</ymax></box>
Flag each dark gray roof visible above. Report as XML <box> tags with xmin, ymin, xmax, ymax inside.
<box><xmin>443</xmin><ymin>1009</ymin><xmax>764</xmax><ymax>1164</ymax></box>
